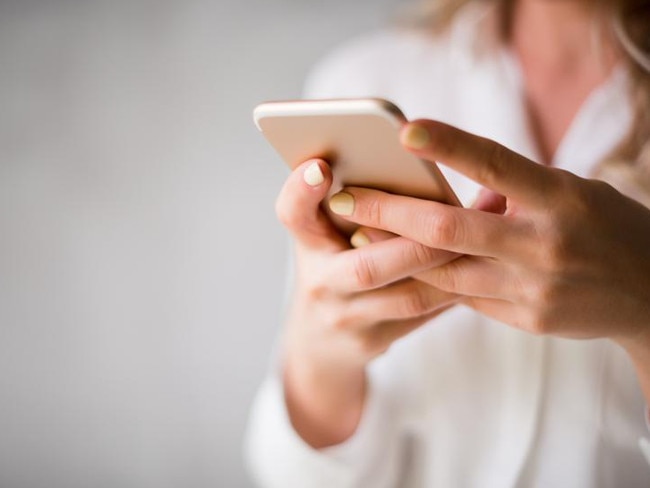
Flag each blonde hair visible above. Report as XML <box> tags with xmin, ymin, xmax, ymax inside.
<box><xmin>403</xmin><ymin>0</ymin><xmax>650</xmax><ymax>204</ymax></box>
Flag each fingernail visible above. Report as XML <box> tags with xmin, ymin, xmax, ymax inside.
<box><xmin>350</xmin><ymin>230</ymin><xmax>370</xmax><ymax>248</ymax></box>
<box><xmin>329</xmin><ymin>192</ymin><xmax>355</xmax><ymax>216</ymax></box>
<box><xmin>402</xmin><ymin>124</ymin><xmax>430</xmax><ymax>149</ymax></box>
<box><xmin>303</xmin><ymin>161</ymin><xmax>325</xmax><ymax>186</ymax></box>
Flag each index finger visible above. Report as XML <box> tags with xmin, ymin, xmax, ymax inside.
<box><xmin>400</xmin><ymin>120</ymin><xmax>560</xmax><ymax>203</ymax></box>
<box><xmin>328</xmin><ymin>187</ymin><xmax>525</xmax><ymax>258</ymax></box>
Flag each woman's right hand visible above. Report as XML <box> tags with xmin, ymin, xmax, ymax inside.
<box><xmin>277</xmin><ymin>159</ymin><xmax>459</xmax><ymax>448</ymax></box>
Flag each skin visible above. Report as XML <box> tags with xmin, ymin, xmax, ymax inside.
<box><xmin>331</xmin><ymin>120</ymin><xmax>650</xmax><ymax>376</ymax></box>
<box><xmin>510</xmin><ymin>0</ymin><xmax>620</xmax><ymax>162</ymax></box>
<box><xmin>278</xmin><ymin>158</ymin><xmax>460</xmax><ymax>446</ymax></box>
<box><xmin>277</xmin><ymin>0</ymin><xmax>650</xmax><ymax>448</ymax></box>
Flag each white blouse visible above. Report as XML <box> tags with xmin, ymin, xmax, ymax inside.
<box><xmin>245</xmin><ymin>4</ymin><xmax>650</xmax><ymax>487</ymax></box>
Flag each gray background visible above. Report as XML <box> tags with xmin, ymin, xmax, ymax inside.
<box><xmin>0</xmin><ymin>0</ymin><xmax>405</xmax><ymax>487</ymax></box>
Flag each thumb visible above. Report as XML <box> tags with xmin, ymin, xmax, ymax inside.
<box><xmin>275</xmin><ymin>159</ymin><xmax>348</xmax><ymax>251</ymax></box>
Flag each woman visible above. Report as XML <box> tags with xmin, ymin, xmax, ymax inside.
<box><xmin>246</xmin><ymin>0</ymin><xmax>650</xmax><ymax>485</ymax></box>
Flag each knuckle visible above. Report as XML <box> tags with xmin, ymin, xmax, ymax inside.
<box><xmin>351</xmin><ymin>252</ymin><xmax>380</xmax><ymax>290</ymax></box>
<box><xmin>525</xmin><ymin>314</ymin><xmax>546</xmax><ymax>335</ymax></box>
<box><xmin>305</xmin><ymin>292</ymin><xmax>353</xmax><ymax>331</ymax></box>
<box><xmin>304</xmin><ymin>280</ymin><xmax>330</xmax><ymax>302</ymax></box>
<box><xmin>533</xmin><ymin>208</ymin><xmax>568</xmax><ymax>267</ymax></box>
<box><xmin>521</xmin><ymin>278</ymin><xmax>543</xmax><ymax>305</ymax></box>
<box><xmin>398</xmin><ymin>288</ymin><xmax>431</xmax><ymax>317</ymax></box>
<box><xmin>592</xmin><ymin>178</ymin><xmax>618</xmax><ymax>198</ymax></box>
<box><xmin>332</xmin><ymin>300</ymin><xmax>366</xmax><ymax>331</ymax></box>
<box><xmin>362</xmin><ymin>195</ymin><xmax>384</xmax><ymax>227</ymax></box>
<box><xmin>537</xmin><ymin>174</ymin><xmax>617</xmax><ymax>270</ymax></box>
<box><xmin>539</xmin><ymin>166</ymin><xmax>571</xmax><ymax>200</ymax></box>
<box><xmin>423</xmin><ymin>211</ymin><xmax>459</xmax><ymax>247</ymax></box>
<box><xmin>525</xmin><ymin>308</ymin><xmax>555</xmax><ymax>336</ymax></box>
<box><xmin>432</xmin><ymin>264</ymin><xmax>459</xmax><ymax>293</ymax></box>
<box><xmin>539</xmin><ymin>278</ymin><xmax>563</xmax><ymax>309</ymax></box>
<box><xmin>552</xmin><ymin>170</ymin><xmax>606</xmax><ymax>220</ymax></box>
<box><xmin>524</xmin><ymin>278</ymin><xmax>553</xmax><ymax>307</ymax></box>
<box><xmin>553</xmin><ymin>167</ymin><xmax>577</xmax><ymax>191</ymax></box>
<box><xmin>478</xmin><ymin>140</ymin><xmax>508</xmax><ymax>187</ymax></box>
<box><xmin>274</xmin><ymin>194</ymin><xmax>289</xmax><ymax>225</ymax></box>
<box><xmin>573</xmin><ymin>177</ymin><xmax>611</xmax><ymax>214</ymax></box>
<box><xmin>510</xmin><ymin>273</ymin><xmax>529</xmax><ymax>302</ymax></box>
<box><xmin>559</xmin><ymin>171</ymin><xmax>589</xmax><ymax>211</ymax></box>
<box><xmin>409</xmin><ymin>242</ymin><xmax>438</xmax><ymax>268</ymax></box>
<box><xmin>275</xmin><ymin>194</ymin><xmax>302</xmax><ymax>230</ymax></box>
<box><xmin>523</xmin><ymin>282</ymin><xmax>562</xmax><ymax>335</ymax></box>
<box><xmin>354</xmin><ymin>330</ymin><xmax>389</xmax><ymax>358</ymax></box>
<box><xmin>331</xmin><ymin>312</ymin><xmax>354</xmax><ymax>331</ymax></box>
<box><xmin>300</xmin><ymin>262</ymin><xmax>336</xmax><ymax>301</ymax></box>
<box><xmin>538</xmin><ymin>225</ymin><xmax>573</xmax><ymax>271</ymax></box>
<box><xmin>532</xmin><ymin>212</ymin><xmax>574</xmax><ymax>271</ymax></box>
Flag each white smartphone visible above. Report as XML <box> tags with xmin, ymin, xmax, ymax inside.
<box><xmin>253</xmin><ymin>98</ymin><xmax>460</xmax><ymax>233</ymax></box>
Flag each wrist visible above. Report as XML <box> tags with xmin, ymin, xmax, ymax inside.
<box><xmin>282</xmin><ymin>346</ymin><xmax>367</xmax><ymax>447</ymax></box>
<box><xmin>617</xmin><ymin>330</ymin><xmax>650</xmax><ymax>364</ymax></box>
<box><xmin>282</xmin><ymin>345</ymin><xmax>367</xmax><ymax>408</ymax></box>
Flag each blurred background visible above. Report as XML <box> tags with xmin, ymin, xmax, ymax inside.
<box><xmin>0</xmin><ymin>0</ymin><xmax>405</xmax><ymax>486</ymax></box>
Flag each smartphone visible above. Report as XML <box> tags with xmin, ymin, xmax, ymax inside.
<box><xmin>253</xmin><ymin>98</ymin><xmax>460</xmax><ymax>233</ymax></box>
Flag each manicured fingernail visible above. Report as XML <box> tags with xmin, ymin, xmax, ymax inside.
<box><xmin>402</xmin><ymin>124</ymin><xmax>430</xmax><ymax>149</ymax></box>
<box><xmin>329</xmin><ymin>192</ymin><xmax>355</xmax><ymax>216</ymax></box>
<box><xmin>303</xmin><ymin>161</ymin><xmax>324</xmax><ymax>186</ymax></box>
<box><xmin>350</xmin><ymin>230</ymin><xmax>370</xmax><ymax>248</ymax></box>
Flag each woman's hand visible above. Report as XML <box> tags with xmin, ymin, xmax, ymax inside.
<box><xmin>327</xmin><ymin>120</ymin><xmax>650</xmax><ymax>347</ymax></box>
<box><xmin>276</xmin><ymin>158</ymin><xmax>458</xmax><ymax>447</ymax></box>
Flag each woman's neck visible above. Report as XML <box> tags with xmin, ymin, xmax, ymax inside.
<box><xmin>510</xmin><ymin>0</ymin><xmax>618</xmax><ymax>77</ymax></box>
<box><xmin>507</xmin><ymin>0</ymin><xmax>620</xmax><ymax>164</ymax></box>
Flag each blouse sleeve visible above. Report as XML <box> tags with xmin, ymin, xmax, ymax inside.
<box><xmin>244</xmin><ymin>367</ymin><xmax>405</xmax><ymax>488</ymax></box>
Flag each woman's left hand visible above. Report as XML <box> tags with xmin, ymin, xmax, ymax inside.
<box><xmin>327</xmin><ymin>120</ymin><xmax>650</xmax><ymax>348</ymax></box>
